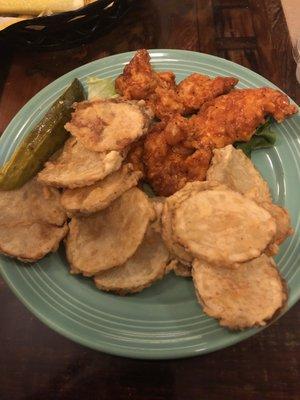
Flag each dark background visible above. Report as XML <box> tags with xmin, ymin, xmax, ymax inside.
<box><xmin>0</xmin><ymin>1</ymin><xmax>299</xmax><ymax>399</ymax></box>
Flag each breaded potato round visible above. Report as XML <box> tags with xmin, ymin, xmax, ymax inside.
<box><xmin>207</xmin><ymin>145</ymin><xmax>293</xmax><ymax>255</ymax></box>
<box><xmin>173</xmin><ymin>188</ymin><xmax>276</xmax><ymax>266</ymax></box>
<box><xmin>65</xmin><ymin>188</ymin><xmax>155</xmax><ymax>276</ymax></box>
<box><xmin>65</xmin><ymin>99</ymin><xmax>151</xmax><ymax>152</ymax></box>
<box><xmin>0</xmin><ymin>178</ymin><xmax>66</xmax><ymax>226</ymax></box>
<box><xmin>0</xmin><ymin>178</ymin><xmax>68</xmax><ymax>262</ymax></box>
<box><xmin>262</xmin><ymin>202</ymin><xmax>293</xmax><ymax>247</ymax></box>
<box><xmin>162</xmin><ymin>203</ymin><xmax>192</xmax><ymax>265</ymax></box>
<box><xmin>0</xmin><ymin>223</ymin><xmax>68</xmax><ymax>263</ymax></box>
<box><xmin>161</xmin><ymin>181</ymin><xmax>229</xmax><ymax>265</ymax></box>
<box><xmin>207</xmin><ymin>145</ymin><xmax>272</xmax><ymax>203</ymax></box>
<box><xmin>166</xmin><ymin>259</ymin><xmax>192</xmax><ymax>278</ymax></box>
<box><xmin>94</xmin><ymin>225</ymin><xmax>169</xmax><ymax>295</ymax></box>
<box><xmin>61</xmin><ymin>164</ymin><xmax>142</xmax><ymax>215</ymax></box>
<box><xmin>38</xmin><ymin>138</ymin><xmax>123</xmax><ymax>189</ymax></box>
<box><xmin>192</xmin><ymin>255</ymin><xmax>287</xmax><ymax>329</ymax></box>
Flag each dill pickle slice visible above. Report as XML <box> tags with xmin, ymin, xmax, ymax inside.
<box><xmin>0</xmin><ymin>78</ymin><xmax>84</xmax><ymax>190</ymax></box>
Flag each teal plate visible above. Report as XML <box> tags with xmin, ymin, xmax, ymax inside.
<box><xmin>0</xmin><ymin>50</ymin><xmax>299</xmax><ymax>359</ymax></box>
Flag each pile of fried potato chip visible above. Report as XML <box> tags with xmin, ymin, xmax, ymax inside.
<box><xmin>0</xmin><ymin>97</ymin><xmax>292</xmax><ymax>331</ymax></box>
<box><xmin>162</xmin><ymin>145</ymin><xmax>292</xmax><ymax>329</ymax></box>
<box><xmin>0</xmin><ymin>99</ymin><xmax>169</xmax><ymax>294</ymax></box>
<box><xmin>38</xmin><ymin>98</ymin><xmax>171</xmax><ymax>294</ymax></box>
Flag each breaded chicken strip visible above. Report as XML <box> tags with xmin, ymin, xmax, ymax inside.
<box><xmin>144</xmin><ymin>88</ymin><xmax>297</xmax><ymax>196</ymax></box>
<box><xmin>177</xmin><ymin>73</ymin><xmax>238</xmax><ymax>114</ymax></box>
<box><xmin>149</xmin><ymin>73</ymin><xmax>237</xmax><ymax>119</ymax></box>
<box><xmin>144</xmin><ymin>117</ymin><xmax>212</xmax><ymax>196</ymax></box>
<box><xmin>147</xmin><ymin>86</ymin><xmax>186</xmax><ymax>119</ymax></box>
<box><xmin>115</xmin><ymin>49</ymin><xmax>238</xmax><ymax>119</ymax></box>
<box><xmin>125</xmin><ymin>137</ymin><xmax>146</xmax><ymax>176</ymax></box>
<box><xmin>188</xmin><ymin>87</ymin><xmax>297</xmax><ymax>148</ymax></box>
<box><xmin>115</xmin><ymin>49</ymin><xmax>175</xmax><ymax>100</ymax></box>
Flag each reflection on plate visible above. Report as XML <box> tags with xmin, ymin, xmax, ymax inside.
<box><xmin>0</xmin><ymin>50</ymin><xmax>299</xmax><ymax>359</ymax></box>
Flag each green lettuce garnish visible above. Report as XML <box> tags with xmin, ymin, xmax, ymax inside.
<box><xmin>234</xmin><ymin>118</ymin><xmax>276</xmax><ymax>158</ymax></box>
<box><xmin>87</xmin><ymin>77</ymin><xmax>117</xmax><ymax>100</ymax></box>
<box><xmin>140</xmin><ymin>182</ymin><xmax>155</xmax><ymax>197</ymax></box>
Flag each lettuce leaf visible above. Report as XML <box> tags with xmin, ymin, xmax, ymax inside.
<box><xmin>141</xmin><ymin>182</ymin><xmax>155</xmax><ymax>197</ymax></box>
<box><xmin>87</xmin><ymin>76</ymin><xmax>117</xmax><ymax>100</ymax></box>
<box><xmin>234</xmin><ymin>118</ymin><xmax>276</xmax><ymax>158</ymax></box>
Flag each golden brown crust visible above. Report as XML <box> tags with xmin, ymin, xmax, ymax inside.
<box><xmin>0</xmin><ymin>223</ymin><xmax>68</xmax><ymax>263</ymax></box>
<box><xmin>192</xmin><ymin>255</ymin><xmax>288</xmax><ymax>330</ymax></box>
<box><xmin>143</xmin><ymin>117</ymin><xmax>212</xmax><ymax>196</ymax></box>
<box><xmin>125</xmin><ymin>138</ymin><xmax>146</xmax><ymax>176</ymax></box>
<box><xmin>115</xmin><ymin>49</ymin><xmax>239</xmax><ymax>120</ymax></box>
<box><xmin>161</xmin><ymin>203</ymin><xmax>193</xmax><ymax>265</ymax></box>
<box><xmin>65</xmin><ymin>99</ymin><xmax>151</xmax><ymax>153</ymax></box>
<box><xmin>161</xmin><ymin>181</ymin><xmax>227</xmax><ymax>264</ymax></box>
<box><xmin>115</xmin><ymin>49</ymin><xmax>159</xmax><ymax>100</ymax></box>
<box><xmin>38</xmin><ymin>138</ymin><xmax>123</xmax><ymax>189</ymax></box>
<box><xmin>65</xmin><ymin>188</ymin><xmax>155</xmax><ymax>276</ymax></box>
<box><xmin>207</xmin><ymin>145</ymin><xmax>294</xmax><ymax>254</ymax></box>
<box><xmin>207</xmin><ymin>145</ymin><xmax>272</xmax><ymax>203</ymax></box>
<box><xmin>143</xmin><ymin>88</ymin><xmax>297</xmax><ymax>196</ymax></box>
<box><xmin>177</xmin><ymin>73</ymin><xmax>238</xmax><ymax>113</ymax></box>
<box><xmin>166</xmin><ymin>259</ymin><xmax>192</xmax><ymax>277</ymax></box>
<box><xmin>172</xmin><ymin>186</ymin><xmax>276</xmax><ymax>267</ymax></box>
<box><xmin>0</xmin><ymin>178</ymin><xmax>68</xmax><ymax>262</ymax></box>
<box><xmin>94</xmin><ymin>225</ymin><xmax>169</xmax><ymax>295</ymax></box>
<box><xmin>61</xmin><ymin>164</ymin><xmax>142</xmax><ymax>216</ymax></box>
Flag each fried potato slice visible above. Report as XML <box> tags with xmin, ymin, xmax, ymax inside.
<box><xmin>193</xmin><ymin>255</ymin><xmax>287</xmax><ymax>329</ymax></box>
<box><xmin>166</xmin><ymin>259</ymin><xmax>192</xmax><ymax>277</ymax></box>
<box><xmin>149</xmin><ymin>196</ymin><xmax>166</xmax><ymax>233</ymax></box>
<box><xmin>161</xmin><ymin>181</ymin><xmax>228</xmax><ymax>265</ymax></box>
<box><xmin>207</xmin><ymin>145</ymin><xmax>272</xmax><ymax>203</ymax></box>
<box><xmin>162</xmin><ymin>203</ymin><xmax>193</xmax><ymax>265</ymax></box>
<box><xmin>61</xmin><ymin>164</ymin><xmax>142</xmax><ymax>215</ymax></box>
<box><xmin>262</xmin><ymin>202</ymin><xmax>293</xmax><ymax>255</ymax></box>
<box><xmin>65</xmin><ymin>99</ymin><xmax>151</xmax><ymax>152</ymax></box>
<box><xmin>173</xmin><ymin>188</ymin><xmax>276</xmax><ymax>267</ymax></box>
<box><xmin>262</xmin><ymin>202</ymin><xmax>293</xmax><ymax>245</ymax></box>
<box><xmin>151</xmin><ymin>196</ymin><xmax>165</xmax><ymax>217</ymax></box>
<box><xmin>0</xmin><ymin>178</ymin><xmax>68</xmax><ymax>262</ymax></box>
<box><xmin>0</xmin><ymin>178</ymin><xmax>66</xmax><ymax>226</ymax></box>
<box><xmin>38</xmin><ymin>138</ymin><xmax>123</xmax><ymax>189</ymax></box>
<box><xmin>65</xmin><ymin>187</ymin><xmax>155</xmax><ymax>276</ymax></box>
<box><xmin>0</xmin><ymin>223</ymin><xmax>68</xmax><ymax>262</ymax></box>
<box><xmin>94</xmin><ymin>225</ymin><xmax>169</xmax><ymax>294</ymax></box>
<box><xmin>207</xmin><ymin>145</ymin><xmax>293</xmax><ymax>252</ymax></box>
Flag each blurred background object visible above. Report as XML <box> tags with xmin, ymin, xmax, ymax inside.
<box><xmin>281</xmin><ymin>0</ymin><xmax>300</xmax><ymax>83</ymax></box>
<box><xmin>281</xmin><ymin>0</ymin><xmax>300</xmax><ymax>43</ymax></box>
<box><xmin>293</xmin><ymin>37</ymin><xmax>300</xmax><ymax>84</ymax></box>
<box><xmin>0</xmin><ymin>0</ymin><xmax>133</xmax><ymax>50</ymax></box>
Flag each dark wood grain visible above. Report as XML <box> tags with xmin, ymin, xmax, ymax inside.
<box><xmin>0</xmin><ymin>0</ymin><xmax>299</xmax><ymax>399</ymax></box>
<box><xmin>0</xmin><ymin>277</ymin><xmax>299</xmax><ymax>400</ymax></box>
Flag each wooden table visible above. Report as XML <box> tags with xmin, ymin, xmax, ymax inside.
<box><xmin>0</xmin><ymin>1</ymin><xmax>299</xmax><ymax>399</ymax></box>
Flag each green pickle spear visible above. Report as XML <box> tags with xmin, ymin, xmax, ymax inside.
<box><xmin>0</xmin><ymin>78</ymin><xmax>85</xmax><ymax>190</ymax></box>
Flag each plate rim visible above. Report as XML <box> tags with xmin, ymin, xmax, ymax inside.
<box><xmin>1</xmin><ymin>264</ymin><xmax>278</xmax><ymax>360</ymax></box>
<box><xmin>0</xmin><ymin>49</ymin><xmax>299</xmax><ymax>359</ymax></box>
